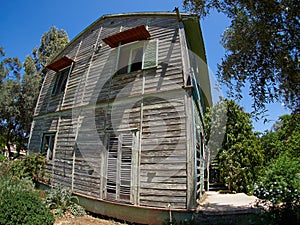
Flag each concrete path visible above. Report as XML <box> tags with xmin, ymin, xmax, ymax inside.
<box><xmin>198</xmin><ymin>191</ymin><xmax>259</xmax><ymax>214</ymax></box>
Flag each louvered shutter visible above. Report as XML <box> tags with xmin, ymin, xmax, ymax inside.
<box><xmin>106</xmin><ymin>134</ymin><xmax>118</xmax><ymax>200</ymax></box>
<box><xmin>119</xmin><ymin>133</ymin><xmax>133</xmax><ymax>201</ymax></box>
<box><xmin>142</xmin><ymin>39</ymin><xmax>158</xmax><ymax>69</ymax></box>
<box><xmin>105</xmin><ymin>132</ymin><xmax>134</xmax><ymax>203</ymax></box>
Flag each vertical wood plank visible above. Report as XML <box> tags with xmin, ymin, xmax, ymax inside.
<box><xmin>179</xmin><ymin>21</ymin><xmax>197</xmax><ymax>210</ymax></box>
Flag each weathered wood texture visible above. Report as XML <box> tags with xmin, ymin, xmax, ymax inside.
<box><xmin>29</xmin><ymin>13</ymin><xmax>207</xmax><ymax>210</ymax></box>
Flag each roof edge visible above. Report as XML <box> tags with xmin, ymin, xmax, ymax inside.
<box><xmin>47</xmin><ymin>11</ymin><xmax>198</xmax><ymax>65</ymax></box>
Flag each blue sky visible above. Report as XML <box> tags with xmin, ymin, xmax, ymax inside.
<box><xmin>0</xmin><ymin>0</ymin><xmax>289</xmax><ymax>132</ymax></box>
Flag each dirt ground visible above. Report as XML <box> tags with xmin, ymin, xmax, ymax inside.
<box><xmin>54</xmin><ymin>215</ymin><xmax>126</xmax><ymax>225</ymax></box>
<box><xmin>54</xmin><ymin>191</ymin><xmax>259</xmax><ymax>225</ymax></box>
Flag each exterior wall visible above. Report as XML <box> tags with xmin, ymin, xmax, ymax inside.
<box><xmin>29</xmin><ymin>13</ymin><xmax>207</xmax><ymax>210</ymax></box>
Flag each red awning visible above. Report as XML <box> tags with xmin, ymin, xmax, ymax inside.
<box><xmin>103</xmin><ymin>25</ymin><xmax>150</xmax><ymax>48</ymax></box>
<box><xmin>46</xmin><ymin>56</ymin><xmax>75</xmax><ymax>72</ymax></box>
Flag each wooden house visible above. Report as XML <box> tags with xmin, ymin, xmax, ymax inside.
<box><xmin>28</xmin><ymin>11</ymin><xmax>212</xmax><ymax>224</ymax></box>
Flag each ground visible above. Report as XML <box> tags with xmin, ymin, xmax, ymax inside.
<box><xmin>54</xmin><ymin>214</ymin><xmax>126</xmax><ymax>225</ymax></box>
<box><xmin>198</xmin><ymin>191</ymin><xmax>258</xmax><ymax>212</ymax></box>
<box><xmin>54</xmin><ymin>191</ymin><xmax>259</xmax><ymax>225</ymax></box>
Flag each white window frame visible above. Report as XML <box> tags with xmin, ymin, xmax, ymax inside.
<box><xmin>116</xmin><ymin>39</ymin><xmax>158</xmax><ymax>74</ymax></box>
<box><xmin>41</xmin><ymin>133</ymin><xmax>56</xmax><ymax>161</ymax></box>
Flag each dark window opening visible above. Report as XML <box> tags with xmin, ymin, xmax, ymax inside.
<box><xmin>41</xmin><ymin>133</ymin><xmax>55</xmax><ymax>161</ymax></box>
<box><xmin>52</xmin><ymin>67</ymin><xmax>69</xmax><ymax>95</ymax></box>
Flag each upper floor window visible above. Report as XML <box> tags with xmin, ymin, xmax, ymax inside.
<box><xmin>102</xmin><ymin>25</ymin><xmax>157</xmax><ymax>75</ymax></box>
<box><xmin>52</xmin><ymin>67</ymin><xmax>69</xmax><ymax>95</ymax></box>
<box><xmin>46</xmin><ymin>55</ymin><xmax>74</xmax><ymax>96</ymax></box>
<box><xmin>116</xmin><ymin>39</ymin><xmax>158</xmax><ymax>75</ymax></box>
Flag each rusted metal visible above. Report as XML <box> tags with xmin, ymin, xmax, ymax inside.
<box><xmin>103</xmin><ymin>25</ymin><xmax>150</xmax><ymax>48</ymax></box>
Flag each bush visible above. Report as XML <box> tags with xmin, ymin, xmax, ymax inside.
<box><xmin>254</xmin><ymin>154</ymin><xmax>300</xmax><ymax>225</ymax></box>
<box><xmin>0</xmin><ymin>178</ymin><xmax>54</xmax><ymax>225</ymax></box>
<box><xmin>0</xmin><ymin>153</ymin><xmax>47</xmax><ymax>182</ymax></box>
<box><xmin>0</xmin><ymin>154</ymin><xmax>7</xmax><ymax>162</ymax></box>
<box><xmin>10</xmin><ymin>153</ymin><xmax>46</xmax><ymax>181</ymax></box>
<box><xmin>254</xmin><ymin>154</ymin><xmax>300</xmax><ymax>206</ymax></box>
<box><xmin>44</xmin><ymin>184</ymin><xmax>86</xmax><ymax>217</ymax></box>
<box><xmin>0</xmin><ymin>177</ymin><xmax>35</xmax><ymax>195</ymax></box>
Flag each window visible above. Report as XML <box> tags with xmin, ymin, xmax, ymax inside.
<box><xmin>41</xmin><ymin>133</ymin><xmax>56</xmax><ymax>160</ymax></box>
<box><xmin>52</xmin><ymin>67</ymin><xmax>69</xmax><ymax>95</ymax></box>
<box><xmin>116</xmin><ymin>39</ymin><xmax>158</xmax><ymax>75</ymax></box>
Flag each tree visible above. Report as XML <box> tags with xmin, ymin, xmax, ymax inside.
<box><xmin>261</xmin><ymin>114</ymin><xmax>300</xmax><ymax>162</ymax></box>
<box><xmin>18</xmin><ymin>56</ymin><xmax>42</xmax><ymax>133</ymax></box>
<box><xmin>0</xmin><ymin>26</ymin><xmax>69</xmax><ymax>157</ymax></box>
<box><xmin>254</xmin><ymin>114</ymin><xmax>300</xmax><ymax>224</ymax></box>
<box><xmin>183</xmin><ymin>0</ymin><xmax>300</xmax><ymax>114</ymax></box>
<box><xmin>205</xmin><ymin>100</ymin><xmax>264</xmax><ymax>193</ymax></box>
<box><xmin>33</xmin><ymin>26</ymin><xmax>69</xmax><ymax>73</ymax></box>
<box><xmin>0</xmin><ymin>48</ymin><xmax>22</xmax><ymax>156</ymax></box>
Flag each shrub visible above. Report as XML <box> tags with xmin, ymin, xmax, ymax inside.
<box><xmin>0</xmin><ymin>158</ymin><xmax>11</xmax><ymax>177</ymax></box>
<box><xmin>0</xmin><ymin>178</ymin><xmax>54</xmax><ymax>225</ymax></box>
<box><xmin>254</xmin><ymin>154</ymin><xmax>300</xmax><ymax>206</ymax></box>
<box><xmin>44</xmin><ymin>184</ymin><xmax>86</xmax><ymax>217</ymax></box>
<box><xmin>0</xmin><ymin>154</ymin><xmax>7</xmax><ymax>162</ymax></box>
<box><xmin>10</xmin><ymin>153</ymin><xmax>46</xmax><ymax>181</ymax></box>
<box><xmin>0</xmin><ymin>177</ymin><xmax>35</xmax><ymax>195</ymax></box>
<box><xmin>0</xmin><ymin>153</ymin><xmax>47</xmax><ymax>182</ymax></box>
<box><xmin>254</xmin><ymin>154</ymin><xmax>300</xmax><ymax>225</ymax></box>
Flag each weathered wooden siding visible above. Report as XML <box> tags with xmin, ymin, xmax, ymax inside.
<box><xmin>29</xmin><ymin>13</ymin><xmax>205</xmax><ymax>210</ymax></box>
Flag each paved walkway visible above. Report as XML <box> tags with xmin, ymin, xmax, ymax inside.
<box><xmin>198</xmin><ymin>191</ymin><xmax>259</xmax><ymax>214</ymax></box>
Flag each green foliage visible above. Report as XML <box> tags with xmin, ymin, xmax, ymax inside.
<box><xmin>206</xmin><ymin>100</ymin><xmax>264</xmax><ymax>193</ymax></box>
<box><xmin>18</xmin><ymin>56</ymin><xmax>42</xmax><ymax>133</ymax></box>
<box><xmin>0</xmin><ymin>153</ymin><xmax>46</xmax><ymax>184</ymax></box>
<box><xmin>9</xmin><ymin>153</ymin><xmax>46</xmax><ymax>181</ymax></box>
<box><xmin>0</xmin><ymin>49</ymin><xmax>23</xmax><ymax>155</ymax></box>
<box><xmin>44</xmin><ymin>184</ymin><xmax>86</xmax><ymax>217</ymax></box>
<box><xmin>183</xmin><ymin>0</ymin><xmax>300</xmax><ymax>113</ymax></box>
<box><xmin>219</xmin><ymin>137</ymin><xmax>264</xmax><ymax>193</ymax></box>
<box><xmin>0</xmin><ymin>154</ymin><xmax>7</xmax><ymax>162</ymax></box>
<box><xmin>254</xmin><ymin>154</ymin><xmax>300</xmax><ymax>206</ymax></box>
<box><xmin>254</xmin><ymin>154</ymin><xmax>300</xmax><ymax>225</ymax></box>
<box><xmin>204</xmin><ymin>100</ymin><xmax>227</xmax><ymax>158</ymax></box>
<box><xmin>0</xmin><ymin>177</ymin><xmax>35</xmax><ymax>195</ymax></box>
<box><xmin>0</xmin><ymin>177</ymin><xmax>54</xmax><ymax>225</ymax></box>
<box><xmin>261</xmin><ymin>114</ymin><xmax>300</xmax><ymax>162</ymax></box>
<box><xmin>33</xmin><ymin>26</ymin><xmax>69</xmax><ymax>71</ymax></box>
<box><xmin>0</xmin><ymin>27</ymin><xmax>69</xmax><ymax>153</ymax></box>
<box><xmin>253</xmin><ymin>114</ymin><xmax>300</xmax><ymax>225</ymax></box>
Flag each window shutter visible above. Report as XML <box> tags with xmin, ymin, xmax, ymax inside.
<box><xmin>119</xmin><ymin>133</ymin><xmax>133</xmax><ymax>201</ymax></box>
<box><xmin>142</xmin><ymin>39</ymin><xmax>158</xmax><ymax>69</ymax></box>
<box><xmin>105</xmin><ymin>132</ymin><xmax>133</xmax><ymax>202</ymax></box>
<box><xmin>106</xmin><ymin>134</ymin><xmax>118</xmax><ymax>200</ymax></box>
